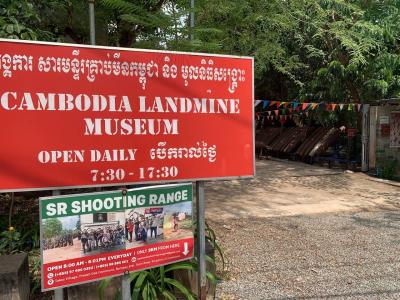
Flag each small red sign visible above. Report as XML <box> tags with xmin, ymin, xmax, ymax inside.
<box><xmin>43</xmin><ymin>238</ymin><xmax>193</xmax><ymax>290</ymax></box>
<box><xmin>145</xmin><ymin>207</ymin><xmax>163</xmax><ymax>214</ymax></box>
<box><xmin>347</xmin><ymin>128</ymin><xmax>357</xmax><ymax>138</ymax></box>
<box><xmin>381</xmin><ymin>124</ymin><xmax>390</xmax><ymax>137</ymax></box>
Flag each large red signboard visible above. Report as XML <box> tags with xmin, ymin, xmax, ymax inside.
<box><xmin>0</xmin><ymin>39</ymin><xmax>254</xmax><ymax>192</ymax></box>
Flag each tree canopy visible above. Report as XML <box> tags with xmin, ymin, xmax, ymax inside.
<box><xmin>1</xmin><ymin>0</ymin><xmax>399</xmax><ymax>103</ymax></box>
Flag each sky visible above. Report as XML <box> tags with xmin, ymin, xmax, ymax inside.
<box><xmin>60</xmin><ymin>215</ymin><xmax>79</xmax><ymax>230</ymax></box>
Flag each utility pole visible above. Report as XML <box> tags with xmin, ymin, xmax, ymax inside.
<box><xmin>88</xmin><ymin>0</ymin><xmax>96</xmax><ymax>45</ymax></box>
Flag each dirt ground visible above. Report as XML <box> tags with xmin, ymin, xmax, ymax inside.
<box><xmin>205</xmin><ymin>159</ymin><xmax>400</xmax><ymax>300</ymax></box>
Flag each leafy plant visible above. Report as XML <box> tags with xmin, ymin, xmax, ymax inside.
<box><xmin>204</xmin><ymin>221</ymin><xmax>226</xmax><ymax>271</ymax></box>
<box><xmin>0</xmin><ymin>228</ymin><xmax>24</xmax><ymax>254</ymax></box>
<box><xmin>99</xmin><ymin>262</ymin><xmax>198</xmax><ymax>300</ymax></box>
<box><xmin>378</xmin><ymin>159</ymin><xmax>398</xmax><ymax>180</ymax></box>
<box><xmin>28</xmin><ymin>249</ymin><xmax>42</xmax><ymax>295</ymax></box>
<box><xmin>99</xmin><ymin>220</ymin><xmax>224</xmax><ymax>300</ymax></box>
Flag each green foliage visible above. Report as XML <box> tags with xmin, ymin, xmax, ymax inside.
<box><xmin>43</xmin><ymin>218</ymin><xmax>62</xmax><ymax>239</ymax></box>
<box><xmin>99</xmin><ymin>221</ymin><xmax>224</xmax><ymax>299</ymax></box>
<box><xmin>99</xmin><ymin>262</ymin><xmax>199</xmax><ymax>300</ymax></box>
<box><xmin>0</xmin><ymin>229</ymin><xmax>24</xmax><ymax>254</ymax></box>
<box><xmin>0</xmin><ymin>0</ymin><xmax>51</xmax><ymax>40</ymax></box>
<box><xmin>195</xmin><ymin>0</ymin><xmax>400</xmax><ymax>102</ymax></box>
<box><xmin>28</xmin><ymin>249</ymin><xmax>42</xmax><ymax>295</ymax></box>
<box><xmin>377</xmin><ymin>159</ymin><xmax>398</xmax><ymax>180</ymax></box>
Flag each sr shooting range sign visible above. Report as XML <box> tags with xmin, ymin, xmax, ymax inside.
<box><xmin>0</xmin><ymin>39</ymin><xmax>254</xmax><ymax>192</ymax></box>
<box><xmin>40</xmin><ymin>183</ymin><xmax>193</xmax><ymax>291</ymax></box>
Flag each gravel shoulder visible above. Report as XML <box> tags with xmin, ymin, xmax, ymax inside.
<box><xmin>205</xmin><ymin>159</ymin><xmax>400</xmax><ymax>300</ymax></box>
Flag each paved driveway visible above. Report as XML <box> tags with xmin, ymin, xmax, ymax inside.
<box><xmin>205</xmin><ymin>159</ymin><xmax>400</xmax><ymax>300</ymax></box>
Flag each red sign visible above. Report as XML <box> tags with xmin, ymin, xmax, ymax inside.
<box><xmin>347</xmin><ymin>128</ymin><xmax>357</xmax><ymax>138</ymax></box>
<box><xmin>145</xmin><ymin>207</ymin><xmax>163</xmax><ymax>214</ymax></box>
<box><xmin>0</xmin><ymin>39</ymin><xmax>254</xmax><ymax>191</ymax></box>
<box><xmin>381</xmin><ymin>124</ymin><xmax>390</xmax><ymax>137</ymax></box>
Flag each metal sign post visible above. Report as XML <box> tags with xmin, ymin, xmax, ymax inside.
<box><xmin>52</xmin><ymin>189</ymin><xmax>63</xmax><ymax>300</ymax></box>
<box><xmin>54</xmin><ymin>2</ymin><xmax>95</xmax><ymax>299</ymax></box>
<box><xmin>121</xmin><ymin>189</ymin><xmax>130</xmax><ymax>300</ymax></box>
<box><xmin>196</xmin><ymin>181</ymin><xmax>206</xmax><ymax>300</ymax></box>
<box><xmin>122</xmin><ymin>274</ymin><xmax>130</xmax><ymax>300</ymax></box>
<box><xmin>88</xmin><ymin>0</ymin><xmax>96</xmax><ymax>46</ymax></box>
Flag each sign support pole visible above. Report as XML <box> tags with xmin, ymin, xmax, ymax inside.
<box><xmin>121</xmin><ymin>189</ymin><xmax>131</xmax><ymax>300</ymax></box>
<box><xmin>122</xmin><ymin>274</ymin><xmax>130</xmax><ymax>300</ymax></box>
<box><xmin>196</xmin><ymin>181</ymin><xmax>206</xmax><ymax>300</ymax></box>
<box><xmin>88</xmin><ymin>0</ymin><xmax>96</xmax><ymax>46</ymax></box>
<box><xmin>52</xmin><ymin>190</ymin><xmax>63</xmax><ymax>300</ymax></box>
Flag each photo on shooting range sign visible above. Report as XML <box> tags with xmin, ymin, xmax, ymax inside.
<box><xmin>39</xmin><ymin>183</ymin><xmax>193</xmax><ymax>291</ymax></box>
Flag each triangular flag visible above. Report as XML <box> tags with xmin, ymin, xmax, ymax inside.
<box><xmin>302</xmin><ymin>103</ymin><xmax>309</xmax><ymax>110</ymax></box>
<box><xmin>296</xmin><ymin>106</ymin><xmax>301</xmax><ymax>112</ymax></box>
<box><xmin>357</xmin><ymin>104</ymin><xmax>362</xmax><ymax>111</ymax></box>
<box><xmin>311</xmin><ymin>103</ymin><xmax>318</xmax><ymax>110</ymax></box>
<box><xmin>292</xmin><ymin>102</ymin><xmax>299</xmax><ymax>109</ymax></box>
<box><xmin>331</xmin><ymin>104</ymin><xmax>337</xmax><ymax>111</ymax></box>
<box><xmin>276</xmin><ymin>101</ymin><xmax>281</xmax><ymax>108</ymax></box>
<box><xmin>282</xmin><ymin>102</ymin><xmax>288</xmax><ymax>108</ymax></box>
<box><xmin>254</xmin><ymin>100</ymin><xmax>262</xmax><ymax>107</ymax></box>
<box><xmin>281</xmin><ymin>109</ymin><xmax>286</xmax><ymax>115</ymax></box>
<box><xmin>263</xmin><ymin>100</ymin><xmax>270</xmax><ymax>108</ymax></box>
<box><xmin>289</xmin><ymin>108</ymin><xmax>293</xmax><ymax>113</ymax></box>
<box><xmin>339</xmin><ymin>104</ymin><xmax>345</xmax><ymax>110</ymax></box>
<box><xmin>267</xmin><ymin>111</ymin><xmax>271</xmax><ymax>116</ymax></box>
<box><xmin>348</xmin><ymin>103</ymin><xmax>353</xmax><ymax>111</ymax></box>
<box><xmin>274</xmin><ymin>110</ymin><xmax>279</xmax><ymax>116</ymax></box>
<box><xmin>270</xmin><ymin>101</ymin><xmax>276</xmax><ymax>107</ymax></box>
<box><xmin>305</xmin><ymin>111</ymin><xmax>309</xmax><ymax>117</ymax></box>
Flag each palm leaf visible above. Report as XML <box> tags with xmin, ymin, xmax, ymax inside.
<box><xmin>161</xmin><ymin>290</ymin><xmax>177</xmax><ymax>300</ymax></box>
<box><xmin>98</xmin><ymin>278</ymin><xmax>112</xmax><ymax>300</ymax></box>
<box><xmin>132</xmin><ymin>272</ymin><xmax>148</xmax><ymax>299</ymax></box>
<box><xmin>164</xmin><ymin>278</ymin><xmax>196</xmax><ymax>300</ymax></box>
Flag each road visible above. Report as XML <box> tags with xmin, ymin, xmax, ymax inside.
<box><xmin>205</xmin><ymin>159</ymin><xmax>400</xmax><ymax>300</ymax></box>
